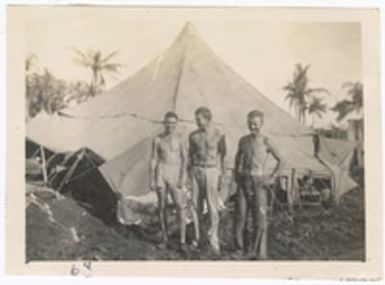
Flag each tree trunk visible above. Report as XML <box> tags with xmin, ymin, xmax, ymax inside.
<box><xmin>296</xmin><ymin>105</ymin><xmax>301</xmax><ymax>122</ymax></box>
<box><xmin>91</xmin><ymin>68</ymin><xmax>98</xmax><ymax>97</ymax></box>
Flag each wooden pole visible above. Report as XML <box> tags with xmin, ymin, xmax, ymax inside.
<box><xmin>286</xmin><ymin>169</ymin><xmax>297</xmax><ymax>219</ymax></box>
<box><xmin>40</xmin><ymin>145</ymin><xmax>48</xmax><ymax>184</ymax></box>
<box><xmin>57</xmin><ymin>149</ymin><xmax>84</xmax><ymax>192</ymax></box>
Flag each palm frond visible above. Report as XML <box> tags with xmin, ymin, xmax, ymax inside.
<box><xmin>282</xmin><ymin>81</ymin><xmax>295</xmax><ymax>91</ymax></box>
<box><xmin>86</xmin><ymin>48</ymin><xmax>96</xmax><ymax>60</ymax></box>
<box><xmin>102</xmin><ymin>63</ymin><xmax>122</xmax><ymax>73</ymax></box>
<box><xmin>101</xmin><ymin>50</ymin><xmax>119</xmax><ymax>63</ymax></box>
<box><xmin>331</xmin><ymin>100</ymin><xmax>355</xmax><ymax>121</ymax></box>
<box><xmin>306</xmin><ymin>87</ymin><xmax>330</xmax><ymax>96</ymax></box>
<box><xmin>72</xmin><ymin>48</ymin><xmax>91</xmax><ymax>66</ymax></box>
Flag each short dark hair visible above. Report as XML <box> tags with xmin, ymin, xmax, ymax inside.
<box><xmin>195</xmin><ymin>107</ymin><xmax>212</xmax><ymax>121</ymax></box>
<box><xmin>164</xmin><ymin>111</ymin><xmax>178</xmax><ymax>121</ymax></box>
<box><xmin>247</xmin><ymin>110</ymin><xmax>264</xmax><ymax>121</ymax></box>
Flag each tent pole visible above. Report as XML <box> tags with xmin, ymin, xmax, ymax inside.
<box><xmin>30</xmin><ymin>147</ymin><xmax>41</xmax><ymax>159</ymax></box>
<box><xmin>287</xmin><ymin>169</ymin><xmax>294</xmax><ymax>211</ymax></box>
<box><xmin>49</xmin><ymin>152</ymin><xmax>76</xmax><ymax>186</ymax></box>
<box><xmin>57</xmin><ymin>149</ymin><xmax>85</xmax><ymax>192</ymax></box>
<box><xmin>40</xmin><ymin>145</ymin><xmax>48</xmax><ymax>185</ymax></box>
<box><xmin>333</xmin><ymin>171</ymin><xmax>339</xmax><ymax>205</ymax></box>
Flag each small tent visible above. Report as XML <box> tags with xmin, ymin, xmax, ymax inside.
<box><xmin>27</xmin><ymin>23</ymin><xmax>357</xmax><ymax>223</ymax></box>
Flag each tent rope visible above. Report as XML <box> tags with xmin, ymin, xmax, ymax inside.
<box><xmin>57</xmin><ymin>110</ymin><xmax>162</xmax><ymax>123</ymax></box>
<box><xmin>56</xmin><ymin>110</ymin><xmax>313</xmax><ymax>138</ymax></box>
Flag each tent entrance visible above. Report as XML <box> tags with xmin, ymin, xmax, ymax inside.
<box><xmin>275</xmin><ymin>169</ymin><xmax>333</xmax><ymax>208</ymax></box>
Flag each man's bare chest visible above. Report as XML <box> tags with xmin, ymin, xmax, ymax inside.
<box><xmin>157</xmin><ymin>137</ymin><xmax>180</xmax><ymax>155</ymax></box>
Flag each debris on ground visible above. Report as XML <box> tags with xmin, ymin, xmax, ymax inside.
<box><xmin>27</xmin><ymin>184</ymin><xmax>364</xmax><ymax>261</ymax></box>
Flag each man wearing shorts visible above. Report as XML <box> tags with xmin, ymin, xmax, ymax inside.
<box><xmin>188</xmin><ymin>107</ymin><xmax>227</xmax><ymax>254</ymax></box>
<box><xmin>149</xmin><ymin>111</ymin><xmax>188</xmax><ymax>250</ymax></box>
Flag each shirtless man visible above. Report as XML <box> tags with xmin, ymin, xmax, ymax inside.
<box><xmin>149</xmin><ymin>111</ymin><xmax>189</xmax><ymax>250</ymax></box>
<box><xmin>234</xmin><ymin>110</ymin><xmax>284</xmax><ymax>259</ymax></box>
<box><xmin>188</xmin><ymin>107</ymin><xmax>227</xmax><ymax>254</ymax></box>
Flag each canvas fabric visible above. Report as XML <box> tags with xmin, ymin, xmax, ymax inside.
<box><xmin>27</xmin><ymin>23</ymin><xmax>358</xmax><ymax>224</ymax></box>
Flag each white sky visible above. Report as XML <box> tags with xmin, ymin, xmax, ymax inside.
<box><xmin>25</xmin><ymin>7</ymin><xmax>362</xmax><ymax>127</ymax></box>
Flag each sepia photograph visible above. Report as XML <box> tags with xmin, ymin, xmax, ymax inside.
<box><xmin>5</xmin><ymin>5</ymin><xmax>382</xmax><ymax>279</ymax></box>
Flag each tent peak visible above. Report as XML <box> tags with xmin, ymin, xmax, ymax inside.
<box><xmin>182</xmin><ymin>21</ymin><xmax>197</xmax><ymax>33</ymax></box>
<box><xmin>176</xmin><ymin>21</ymin><xmax>199</xmax><ymax>40</ymax></box>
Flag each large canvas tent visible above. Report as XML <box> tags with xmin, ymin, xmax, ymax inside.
<box><xmin>27</xmin><ymin>23</ymin><xmax>357</xmax><ymax>223</ymax></box>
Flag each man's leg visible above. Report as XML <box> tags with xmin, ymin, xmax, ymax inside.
<box><xmin>234</xmin><ymin>183</ymin><xmax>247</xmax><ymax>252</ymax></box>
<box><xmin>156</xmin><ymin>187</ymin><xmax>168</xmax><ymax>248</ymax></box>
<box><xmin>191</xmin><ymin>167</ymin><xmax>204</xmax><ymax>246</ymax></box>
<box><xmin>206</xmin><ymin>168</ymin><xmax>220</xmax><ymax>253</ymax></box>
<box><xmin>190</xmin><ymin>204</ymin><xmax>200</xmax><ymax>245</ymax></box>
<box><xmin>169</xmin><ymin>186</ymin><xmax>187</xmax><ymax>246</ymax></box>
<box><xmin>242</xmin><ymin>176</ymin><xmax>254</xmax><ymax>256</ymax></box>
<box><xmin>252</xmin><ymin>181</ymin><xmax>269</xmax><ymax>259</ymax></box>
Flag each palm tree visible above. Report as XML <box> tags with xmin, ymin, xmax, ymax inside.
<box><xmin>283</xmin><ymin>63</ymin><xmax>329</xmax><ymax>124</ymax></box>
<box><xmin>73</xmin><ymin>48</ymin><xmax>121</xmax><ymax>97</ymax></box>
<box><xmin>307</xmin><ymin>96</ymin><xmax>327</xmax><ymax>128</ymax></box>
<box><xmin>332</xmin><ymin>81</ymin><xmax>363</xmax><ymax>121</ymax></box>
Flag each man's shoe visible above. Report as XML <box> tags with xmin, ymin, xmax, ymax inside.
<box><xmin>211</xmin><ymin>244</ymin><xmax>221</xmax><ymax>256</ymax></box>
<box><xmin>180</xmin><ymin>243</ymin><xmax>188</xmax><ymax>253</ymax></box>
<box><xmin>211</xmin><ymin>247</ymin><xmax>221</xmax><ymax>259</ymax></box>
<box><xmin>232</xmin><ymin>248</ymin><xmax>244</xmax><ymax>259</ymax></box>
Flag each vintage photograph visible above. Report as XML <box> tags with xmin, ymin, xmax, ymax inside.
<box><xmin>7</xmin><ymin>3</ymin><xmax>385</xmax><ymax>279</ymax></box>
<box><xmin>21</xmin><ymin>7</ymin><xmax>368</xmax><ymax>263</ymax></box>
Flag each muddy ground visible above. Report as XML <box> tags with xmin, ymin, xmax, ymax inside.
<box><xmin>26</xmin><ymin>186</ymin><xmax>364</xmax><ymax>261</ymax></box>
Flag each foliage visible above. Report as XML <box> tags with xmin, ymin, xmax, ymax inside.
<box><xmin>26</xmin><ymin>68</ymin><xmax>69</xmax><ymax>118</ymax></box>
<box><xmin>66</xmin><ymin>81</ymin><xmax>93</xmax><ymax>105</ymax></box>
<box><xmin>307</xmin><ymin>96</ymin><xmax>327</xmax><ymax>128</ymax></box>
<box><xmin>331</xmin><ymin>81</ymin><xmax>363</xmax><ymax>122</ymax></box>
<box><xmin>25</xmin><ymin>55</ymin><xmax>97</xmax><ymax>119</ymax></box>
<box><xmin>283</xmin><ymin>64</ymin><xmax>329</xmax><ymax>124</ymax></box>
<box><xmin>73</xmin><ymin>48</ymin><xmax>121</xmax><ymax>98</ymax></box>
<box><xmin>315</xmin><ymin>125</ymin><xmax>348</xmax><ymax>140</ymax></box>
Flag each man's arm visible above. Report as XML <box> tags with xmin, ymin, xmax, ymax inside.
<box><xmin>266</xmin><ymin>137</ymin><xmax>285</xmax><ymax>180</ymax></box>
<box><xmin>218</xmin><ymin>134</ymin><xmax>227</xmax><ymax>175</ymax></box>
<box><xmin>234</xmin><ymin>138</ymin><xmax>243</xmax><ymax>183</ymax></box>
<box><xmin>187</xmin><ymin>133</ymin><xmax>194</xmax><ymax>173</ymax></box>
<box><xmin>149</xmin><ymin>137</ymin><xmax>158</xmax><ymax>190</ymax></box>
<box><xmin>178</xmin><ymin>137</ymin><xmax>187</xmax><ymax>188</ymax></box>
